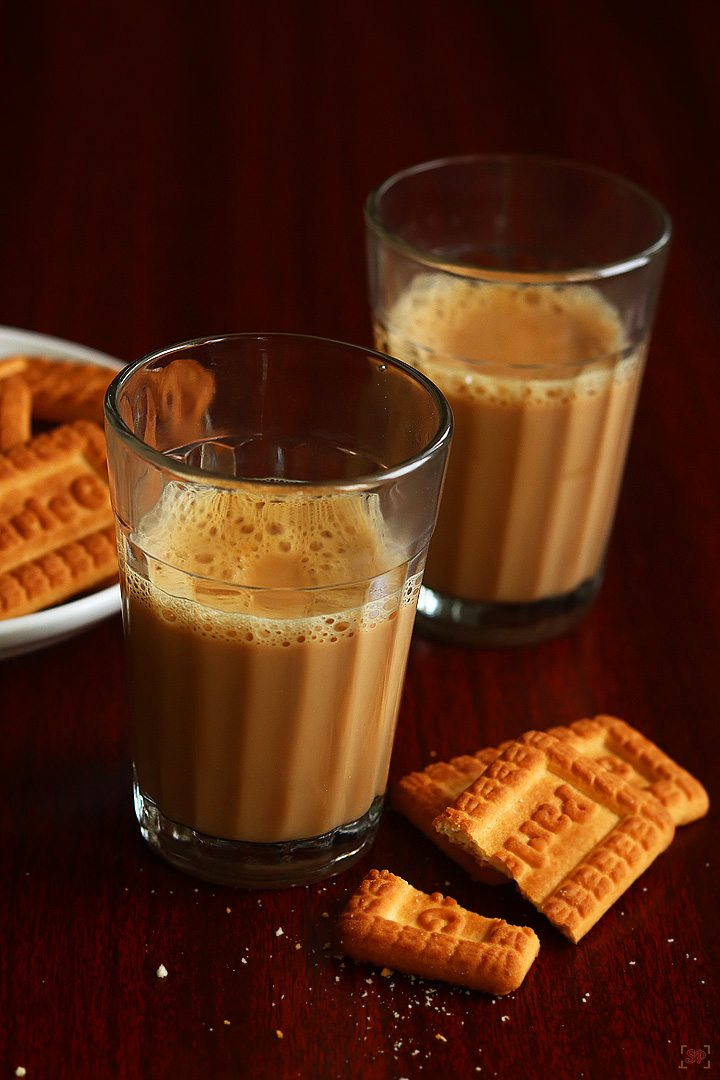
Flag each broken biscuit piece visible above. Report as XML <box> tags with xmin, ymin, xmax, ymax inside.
<box><xmin>433</xmin><ymin>731</ymin><xmax>675</xmax><ymax>943</ymax></box>
<box><xmin>333</xmin><ymin>869</ymin><xmax>539</xmax><ymax>994</ymax></box>
<box><xmin>392</xmin><ymin>747</ymin><xmax>509</xmax><ymax>885</ymax></box>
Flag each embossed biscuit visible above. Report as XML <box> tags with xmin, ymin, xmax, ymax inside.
<box><xmin>0</xmin><ymin>375</ymin><xmax>32</xmax><ymax>451</ymax></box>
<box><xmin>0</xmin><ymin>471</ymin><xmax>113</xmax><ymax>576</ymax></box>
<box><xmin>392</xmin><ymin>747</ymin><xmax>509</xmax><ymax>885</ymax></box>
<box><xmin>0</xmin><ymin>421</ymin><xmax>108</xmax><ymax>495</ymax></box>
<box><xmin>333</xmin><ymin>869</ymin><xmax>539</xmax><ymax>995</ymax></box>
<box><xmin>21</xmin><ymin>356</ymin><xmax>116</xmax><ymax>425</ymax></box>
<box><xmin>0</xmin><ymin>524</ymin><xmax>117</xmax><ymax>619</ymax></box>
<box><xmin>433</xmin><ymin>731</ymin><xmax>675</xmax><ymax>943</ymax></box>
<box><xmin>548</xmin><ymin>715</ymin><xmax>709</xmax><ymax>826</ymax></box>
<box><xmin>0</xmin><ymin>422</ymin><xmax>113</xmax><ymax>577</ymax></box>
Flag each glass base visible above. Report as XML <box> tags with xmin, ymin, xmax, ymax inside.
<box><xmin>415</xmin><ymin>574</ymin><xmax>602</xmax><ymax>647</ymax></box>
<box><xmin>133</xmin><ymin>779</ymin><xmax>384</xmax><ymax>889</ymax></box>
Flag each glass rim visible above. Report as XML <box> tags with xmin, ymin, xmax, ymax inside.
<box><xmin>104</xmin><ymin>331</ymin><xmax>453</xmax><ymax>492</ymax></box>
<box><xmin>365</xmin><ymin>152</ymin><xmax>672</xmax><ymax>283</ymax></box>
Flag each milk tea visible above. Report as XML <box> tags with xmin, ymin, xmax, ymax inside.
<box><xmin>121</xmin><ymin>481</ymin><xmax>418</xmax><ymax>844</ymax></box>
<box><xmin>379</xmin><ymin>276</ymin><xmax>644</xmax><ymax>604</ymax></box>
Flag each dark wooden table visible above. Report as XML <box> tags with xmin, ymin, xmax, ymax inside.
<box><xmin>0</xmin><ymin>2</ymin><xmax>717</xmax><ymax>1077</ymax></box>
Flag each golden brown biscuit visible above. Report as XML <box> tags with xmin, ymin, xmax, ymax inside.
<box><xmin>333</xmin><ymin>869</ymin><xmax>539</xmax><ymax>995</ymax></box>
<box><xmin>21</xmin><ymin>356</ymin><xmax>116</xmax><ymax>425</ymax></box>
<box><xmin>0</xmin><ymin>524</ymin><xmax>117</xmax><ymax>619</ymax></box>
<box><xmin>548</xmin><ymin>715</ymin><xmax>709</xmax><ymax>826</ymax></box>
<box><xmin>0</xmin><ymin>471</ymin><xmax>114</xmax><ymax>577</ymax></box>
<box><xmin>0</xmin><ymin>375</ymin><xmax>32</xmax><ymax>451</ymax></box>
<box><xmin>0</xmin><ymin>422</ymin><xmax>112</xmax><ymax>573</ymax></box>
<box><xmin>0</xmin><ymin>422</ymin><xmax>115</xmax><ymax>618</ymax></box>
<box><xmin>0</xmin><ymin>421</ymin><xmax>108</xmax><ymax>496</ymax></box>
<box><xmin>434</xmin><ymin>731</ymin><xmax>675</xmax><ymax>943</ymax></box>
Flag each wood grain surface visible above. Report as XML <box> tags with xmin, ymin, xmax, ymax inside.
<box><xmin>0</xmin><ymin>2</ymin><xmax>717</xmax><ymax>1078</ymax></box>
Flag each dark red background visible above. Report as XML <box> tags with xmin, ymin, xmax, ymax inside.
<box><xmin>0</xmin><ymin>2</ymin><xmax>717</xmax><ymax>1077</ymax></box>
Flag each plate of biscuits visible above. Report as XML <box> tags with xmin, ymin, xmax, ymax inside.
<box><xmin>0</xmin><ymin>325</ymin><xmax>125</xmax><ymax>659</ymax></box>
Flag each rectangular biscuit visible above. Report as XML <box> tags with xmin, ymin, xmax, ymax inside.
<box><xmin>0</xmin><ymin>420</ymin><xmax>108</xmax><ymax>498</ymax></box>
<box><xmin>0</xmin><ymin>421</ymin><xmax>113</xmax><ymax>576</ymax></box>
<box><xmin>0</xmin><ymin>375</ymin><xmax>32</xmax><ymax>451</ymax></box>
<box><xmin>333</xmin><ymin>869</ymin><xmax>539</xmax><ymax>995</ymax></box>
<box><xmin>21</xmin><ymin>356</ymin><xmax>116</xmax><ymax>426</ymax></box>
<box><xmin>0</xmin><ymin>524</ymin><xmax>118</xmax><ymax>619</ymax></box>
<box><xmin>548</xmin><ymin>715</ymin><xmax>709</xmax><ymax>826</ymax></box>
<box><xmin>433</xmin><ymin>731</ymin><xmax>675</xmax><ymax>943</ymax></box>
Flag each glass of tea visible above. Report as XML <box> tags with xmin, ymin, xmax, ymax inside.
<box><xmin>105</xmin><ymin>333</ymin><xmax>451</xmax><ymax>886</ymax></box>
<box><xmin>366</xmin><ymin>155</ymin><xmax>670</xmax><ymax>645</ymax></box>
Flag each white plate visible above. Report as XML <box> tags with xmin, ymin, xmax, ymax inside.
<box><xmin>0</xmin><ymin>326</ymin><xmax>125</xmax><ymax>660</ymax></box>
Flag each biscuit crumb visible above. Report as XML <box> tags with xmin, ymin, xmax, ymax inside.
<box><xmin>436</xmin><ymin>1034</ymin><xmax>447</xmax><ymax>1042</ymax></box>
<box><xmin>226</xmin><ymin>907</ymin><xmax>231</xmax><ymax>913</ymax></box>
<box><xmin>381</xmin><ymin>967</ymin><xmax>393</xmax><ymax>977</ymax></box>
<box><xmin>223</xmin><ymin>1020</ymin><xmax>231</xmax><ymax>1026</ymax></box>
<box><xmin>275</xmin><ymin>927</ymin><xmax>284</xmax><ymax>937</ymax></box>
<box><xmin>156</xmin><ymin>964</ymin><xmax>168</xmax><ymax>979</ymax></box>
<box><xmin>295</xmin><ymin>943</ymin><xmax>302</xmax><ymax>950</ymax></box>
<box><xmin>15</xmin><ymin>1069</ymin><xmax>27</xmax><ymax>1078</ymax></box>
<box><xmin>275</xmin><ymin>1030</ymin><xmax>284</xmax><ymax>1040</ymax></box>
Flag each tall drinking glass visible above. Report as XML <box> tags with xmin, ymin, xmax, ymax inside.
<box><xmin>105</xmin><ymin>333</ymin><xmax>451</xmax><ymax>887</ymax></box>
<box><xmin>366</xmin><ymin>155</ymin><xmax>671</xmax><ymax>645</ymax></box>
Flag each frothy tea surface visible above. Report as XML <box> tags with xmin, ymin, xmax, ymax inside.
<box><xmin>388</xmin><ymin>275</ymin><xmax>625</xmax><ymax>371</ymax></box>
<box><xmin>137</xmin><ymin>481</ymin><xmax>390</xmax><ymax>588</ymax></box>
<box><xmin>123</xmin><ymin>482</ymin><xmax>418</xmax><ymax>842</ymax></box>
<box><xmin>381</xmin><ymin>276</ymin><xmax>644</xmax><ymax>603</ymax></box>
